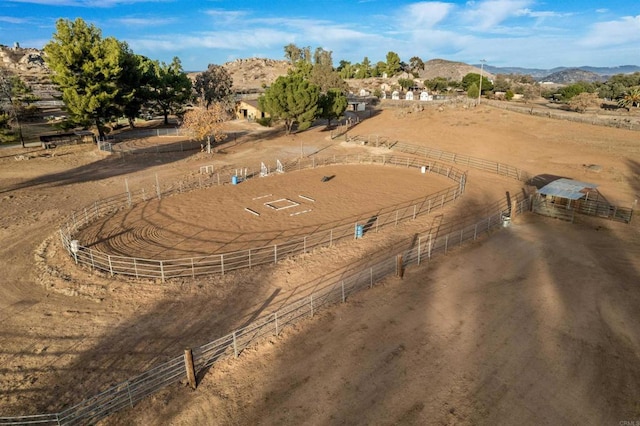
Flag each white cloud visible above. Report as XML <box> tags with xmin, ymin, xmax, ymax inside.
<box><xmin>461</xmin><ymin>0</ymin><xmax>533</xmax><ymax>30</ymax></box>
<box><xmin>204</xmin><ymin>9</ymin><xmax>248</xmax><ymax>25</ymax></box>
<box><xmin>112</xmin><ymin>17</ymin><xmax>174</xmax><ymax>27</ymax></box>
<box><xmin>0</xmin><ymin>16</ymin><xmax>29</xmax><ymax>24</ymax></box>
<box><xmin>581</xmin><ymin>15</ymin><xmax>640</xmax><ymax>47</ymax></box>
<box><xmin>516</xmin><ymin>8</ymin><xmax>571</xmax><ymax>19</ymax></box>
<box><xmin>6</xmin><ymin>0</ymin><xmax>169</xmax><ymax>7</ymax></box>
<box><xmin>403</xmin><ymin>2</ymin><xmax>454</xmax><ymax>28</ymax></box>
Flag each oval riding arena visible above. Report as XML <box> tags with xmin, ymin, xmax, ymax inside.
<box><xmin>59</xmin><ymin>154</ymin><xmax>467</xmax><ymax>281</ymax></box>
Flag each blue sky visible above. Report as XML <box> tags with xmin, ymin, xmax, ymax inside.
<box><xmin>0</xmin><ymin>0</ymin><xmax>638</xmax><ymax>71</ymax></box>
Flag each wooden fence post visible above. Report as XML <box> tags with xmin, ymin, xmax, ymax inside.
<box><xmin>396</xmin><ymin>254</ymin><xmax>404</xmax><ymax>278</ymax></box>
<box><xmin>232</xmin><ymin>332</ymin><xmax>238</xmax><ymax>357</ymax></box>
<box><xmin>184</xmin><ymin>348</ymin><xmax>197</xmax><ymax>390</ymax></box>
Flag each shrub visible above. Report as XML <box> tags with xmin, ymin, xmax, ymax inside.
<box><xmin>256</xmin><ymin>117</ymin><xmax>272</xmax><ymax>127</ymax></box>
<box><xmin>505</xmin><ymin>90</ymin><xmax>514</xmax><ymax>101</ymax></box>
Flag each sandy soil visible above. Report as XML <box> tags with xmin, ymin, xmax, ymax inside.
<box><xmin>1</xmin><ymin>102</ymin><xmax>639</xmax><ymax>425</ymax></box>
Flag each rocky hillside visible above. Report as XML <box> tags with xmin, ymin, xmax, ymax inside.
<box><xmin>0</xmin><ymin>44</ymin><xmax>48</xmax><ymax>73</ymax></box>
<box><xmin>540</xmin><ymin>68</ymin><xmax>605</xmax><ymax>84</ymax></box>
<box><xmin>222</xmin><ymin>58</ymin><xmax>291</xmax><ymax>92</ymax></box>
<box><xmin>420</xmin><ymin>59</ymin><xmax>493</xmax><ymax>81</ymax></box>
<box><xmin>0</xmin><ymin>44</ymin><xmax>56</xmax><ymax>99</ymax></box>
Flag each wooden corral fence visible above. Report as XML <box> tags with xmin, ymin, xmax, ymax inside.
<box><xmin>59</xmin><ymin>154</ymin><xmax>467</xmax><ymax>282</ymax></box>
<box><xmin>0</xmin><ymin>193</ymin><xmax>530</xmax><ymax>426</ymax></box>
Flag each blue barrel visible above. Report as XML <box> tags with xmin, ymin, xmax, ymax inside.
<box><xmin>355</xmin><ymin>224</ymin><xmax>364</xmax><ymax>239</ymax></box>
<box><xmin>232</xmin><ymin>175</ymin><xmax>238</xmax><ymax>185</ymax></box>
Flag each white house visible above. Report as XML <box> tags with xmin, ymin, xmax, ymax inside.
<box><xmin>419</xmin><ymin>91</ymin><xmax>433</xmax><ymax>101</ymax></box>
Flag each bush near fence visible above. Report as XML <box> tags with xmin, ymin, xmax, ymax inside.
<box><xmin>60</xmin><ymin>154</ymin><xmax>467</xmax><ymax>282</ymax></box>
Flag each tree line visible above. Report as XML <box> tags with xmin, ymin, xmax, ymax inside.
<box><xmin>2</xmin><ymin>20</ymin><xmax>640</xmax><ymax>147</ymax></box>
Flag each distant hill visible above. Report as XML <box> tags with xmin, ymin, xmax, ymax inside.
<box><xmin>483</xmin><ymin>64</ymin><xmax>640</xmax><ymax>82</ymax></box>
<box><xmin>222</xmin><ymin>58</ymin><xmax>291</xmax><ymax>91</ymax></box>
<box><xmin>539</xmin><ymin>68</ymin><xmax>605</xmax><ymax>84</ymax></box>
<box><xmin>421</xmin><ymin>59</ymin><xmax>494</xmax><ymax>81</ymax></box>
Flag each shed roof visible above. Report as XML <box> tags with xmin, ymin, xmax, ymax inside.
<box><xmin>538</xmin><ymin>178</ymin><xmax>598</xmax><ymax>200</ymax></box>
<box><xmin>238</xmin><ymin>99</ymin><xmax>262</xmax><ymax>110</ymax></box>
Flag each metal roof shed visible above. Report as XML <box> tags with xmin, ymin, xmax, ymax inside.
<box><xmin>538</xmin><ymin>178</ymin><xmax>599</xmax><ymax>200</ymax></box>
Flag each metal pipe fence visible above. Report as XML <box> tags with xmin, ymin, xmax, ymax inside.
<box><xmin>59</xmin><ymin>154</ymin><xmax>467</xmax><ymax>282</ymax></box>
<box><xmin>1</xmin><ymin>192</ymin><xmax>529</xmax><ymax>425</ymax></box>
<box><xmin>349</xmin><ymin>135</ymin><xmax>531</xmax><ymax>183</ymax></box>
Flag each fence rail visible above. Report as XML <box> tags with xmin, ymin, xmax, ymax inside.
<box><xmin>59</xmin><ymin>154</ymin><xmax>467</xmax><ymax>281</ymax></box>
<box><xmin>533</xmin><ymin>196</ymin><xmax>633</xmax><ymax>223</ymax></box>
<box><xmin>349</xmin><ymin>135</ymin><xmax>530</xmax><ymax>182</ymax></box>
<box><xmin>1</xmin><ymin>189</ymin><xmax>529</xmax><ymax>425</ymax></box>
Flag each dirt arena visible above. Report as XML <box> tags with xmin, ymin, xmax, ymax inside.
<box><xmin>1</xmin><ymin>102</ymin><xmax>640</xmax><ymax>425</ymax></box>
<box><xmin>78</xmin><ymin>164</ymin><xmax>453</xmax><ymax>259</ymax></box>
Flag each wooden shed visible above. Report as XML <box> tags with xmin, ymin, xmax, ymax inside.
<box><xmin>235</xmin><ymin>99</ymin><xmax>268</xmax><ymax>121</ymax></box>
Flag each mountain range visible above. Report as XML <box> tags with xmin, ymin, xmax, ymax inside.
<box><xmin>481</xmin><ymin>64</ymin><xmax>640</xmax><ymax>82</ymax></box>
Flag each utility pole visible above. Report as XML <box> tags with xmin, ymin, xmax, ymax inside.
<box><xmin>478</xmin><ymin>59</ymin><xmax>486</xmax><ymax>104</ymax></box>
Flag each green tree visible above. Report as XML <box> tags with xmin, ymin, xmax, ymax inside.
<box><xmin>505</xmin><ymin>89</ymin><xmax>514</xmax><ymax>101</ymax></box>
<box><xmin>373</xmin><ymin>61</ymin><xmax>386</xmax><ymax>77</ymax></box>
<box><xmin>385</xmin><ymin>51</ymin><xmax>402</xmax><ymax>77</ymax></box>
<box><xmin>409</xmin><ymin>56</ymin><xmax>424</xmax><ymax>77</ymax></box>
<box><xmin>44</xmin><ymin>18</ymin><xmax>125</xmax><ymax>138</ymax></box>
<box><xmin>149</xmin><ymin>57</ymin><xmax>192</xmax><ymax>125</ymax></box>
<box><xmin>284</xmin><ymin>43</ymin><xmax>303</xmax><ymax>64</ymax></box>
<box><xmin>310</xmin><ymin>64</ymin><xmax>347</xmax><ymax>93</ymax></box>
<box><xmin>313</xmin><ymin>47</ymin><xmax>333</xmax><ymax>67</ymax></box>
<box><xmin>118</xmin><ymin>51</ymin><xmax>156</xmax><ymax>128</ymax></box>
<box><xmin>318</xmin><ymin>88</ymin><xmax>348</xmax><ymax>127</ymax></box>
<box><xmin>0</xmin><ymin>68</ymin><xmax>32</xmax><ymax>146</ymax></box>
<box><xmin>461</xmin><ymin>73</ymin><xmax>493</xmax><ymax>93</ymax></box>
<box><xmin>194</xmin><ymin>64</ymin><xmax>233</xmax><ymax>109</ymax></box>
<box><xmin>339</xmin><ymin>61</ymin><xmax>355</xmax><ymax>79</ymax></box>
<box><xmin>397</xmin><ymin>78</ymin><xmax>414</xmax><ymax>91</ymax></box>
<box><xmin>424</xmin><ymin>77</ymin><xmax>450</xmax><ymax>93</ymax></box>
<box><xmin>558</xmin><ymin>81</ymin><xmax>595</xmax><ymax>101</ymax></box>
<box><xmin>467</xmin><ymin>82</ymin><xmax>479</xmax><ymax>99</ymax></box>
<box><xmin>355</xmin><ymin>57</ymin><xmax>371</xmax><ymax>79</ymax></box>
<box><xmin>259</xmin><ymin>74</ymin><xmax>319</xmax><ymax>134</ymax></box>
<box><xmin>618</xmin><ymin>86</ymin><xmax>640</xmax><ymax>109</ymax></box>
<box><xmin>290</xmin><ymin>45</ymin><xmax>347</xmax><ymax>92</ymax></box>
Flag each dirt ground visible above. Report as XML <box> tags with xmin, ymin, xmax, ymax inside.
<box><xmin>1</xmin><ymin>102</ymin><xmax>640</xmax><ymax>425</ymax></box>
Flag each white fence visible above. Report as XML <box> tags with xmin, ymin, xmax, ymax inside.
<box><xmin>1</xmin><ymin>191</ymin><xmax>530</xmax><ymax>425</ymax></box>
<box><xmin>59</xmin><ymin>154</ymin><xmax>467</xmax><ymax>281</ymax></box>
<box><xmin>2</xmin><ymin>142</ymin><xmax>534</xmax><ymax>424</ymax></box>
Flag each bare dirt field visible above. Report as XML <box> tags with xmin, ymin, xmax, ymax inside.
<box><xmin>1</xmin><ymin>102</ymin><xmax>640</xmax><ymax>425</ymax></box>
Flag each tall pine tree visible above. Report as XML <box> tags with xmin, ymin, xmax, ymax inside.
<box><xmin>44</xmin><ymin>18</ymin><xmax>125</xmax><ymax>139</ymax></box>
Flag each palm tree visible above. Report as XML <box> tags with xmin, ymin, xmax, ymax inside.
<box><xmin>618</xmin><ymin>86</ymin><xmax>640</xmax><ymax>109</ymax></box>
